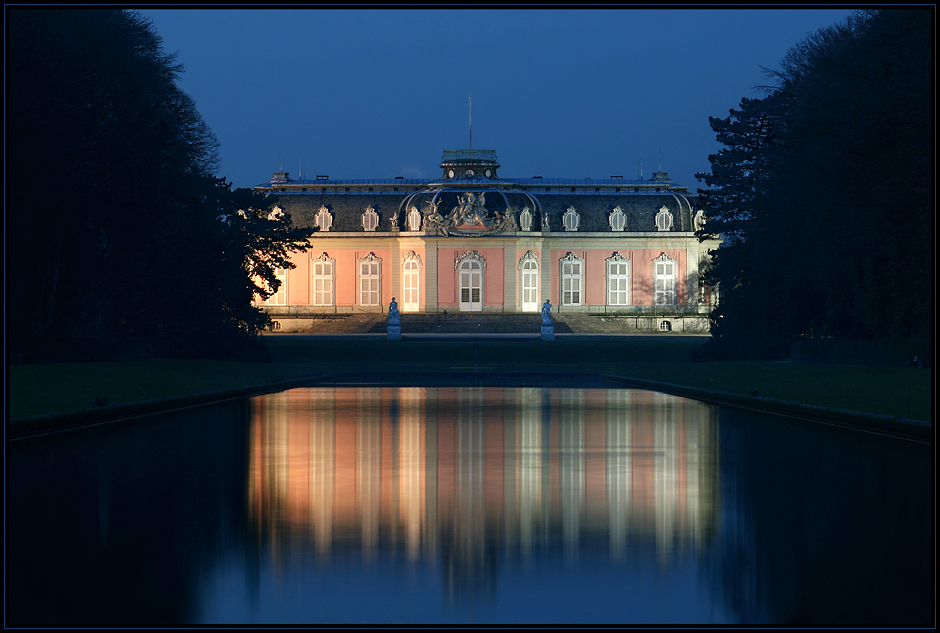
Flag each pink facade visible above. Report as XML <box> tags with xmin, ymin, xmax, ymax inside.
<box><xmin>254</xmin><ymin>149</ymin><xmax>719</xmax><ymax>330</ymax></box>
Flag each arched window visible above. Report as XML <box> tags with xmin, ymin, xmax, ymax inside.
<box><xmin>311</xmin><ymin>253</ymin><xmax>335</xmax><ymax>306</ymax></box>
<box><xmin>560</xmin><ymin>253</ymin><xmax>583</xmax><ymax>306</ymax></box>
<box><xmin>358</xmin><ymin>253</ymin><xmax>381</xmax><ymax>307</ymax></box>
<box><xmin>518</xmin><ymin>251</ymin><xmax>540</xmax><ymax>312</ymax></box>
<box><xmin>456</xmin><ymin>251</ymin><xmax>485</xmax><ymax>312</ymax></box>
<box><xmin>653</xmin><ymin>253</ymin><xmax>677</xmax><ymax>305</ymax></box>
<box><xmin>606</xmin><ymin>253</ymin><xmax>630</xmax><ymax>306</ymax></box>
<box><xmin>402</xmin><ymin>251</ymin><xmax>422</xmax><ymax>312</ymax></box>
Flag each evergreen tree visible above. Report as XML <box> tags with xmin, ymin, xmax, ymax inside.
<box><xmin>697</xmin><ymin>9</ymin><xmax>933</xmax><ymax>357</ymax></box>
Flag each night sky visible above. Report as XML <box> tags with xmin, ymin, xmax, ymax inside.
<box><xmin>142</xmin><ymin>8</ymin><xmax>856</xmax><ymax>191</ymax></box>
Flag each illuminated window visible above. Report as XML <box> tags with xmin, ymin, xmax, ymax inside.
<box><xmin>456</xmin><ymin>251</ymin><xmax>485</xmax><ymax>312</ymax></box>
<box><xmin>606</xmin><ymin>253</ymin><xmax>630</xmax><ymax>305</ymax></box>
<box><xmin>311</xmin><ymin>253</ymin><xmax>335</xmax><ymax>306</ymax></box>
<box><xmin>519</xmin><ymin>251</ymin><xmax>540</xmax><ymax>312</ymax></box>
<box><xmin>359</xmin><ymin>253</ymin><xmax>381</xmax><ymax>306</ymax></box>
<box><xmin>654</xmin><ymin>253</ymin><xmax>677</xmax><ymax>305</ymax></box>
<box><xmin>560</xmin><ymin>253</ymin><xmax>583</xmax><ymax>306</ymax></box>
<box><xmin>402</xmin><ymin>251</ymin><xmax>422</xmax><ymax>312</ymax></box>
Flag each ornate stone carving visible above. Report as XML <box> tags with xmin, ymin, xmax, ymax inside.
<box><xmin>517</xmin><ymin>250</ymin><xmax>539</xmax><ymax>271</ymax></box>
<box><xmin>401</xmin><ymin>250</ymin><xmax>423</xmax><ymax>269</ymax></box>
<box><xmin>455</xmin><ymin>250</ymin><xmax>486</xmax><ymax>270</ymax></box>
<box><xmin>423</xmin><ymin>192</ymin><xmax>515</xmax><ymax>237</ymax></box>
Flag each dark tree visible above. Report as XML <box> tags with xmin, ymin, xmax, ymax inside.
<box><xmin>697</xmin><ymin>9</ymin><xmax>933</xmax><ymax>357</ymax></box>
<box><xmin>7</xmin><ymin>9</ymin><xmax>309</xmax><ymax>361</ymax></box>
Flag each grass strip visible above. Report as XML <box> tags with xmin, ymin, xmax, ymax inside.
<box><xmin>7</xmin><ymin>338</ymin><xmax>932</xmax><ymax>422</ymax></box>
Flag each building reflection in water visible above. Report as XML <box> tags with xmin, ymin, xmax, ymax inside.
<box><xmin>248</xmin><ymin>387</ymin><xmax>718</xmax><ymax>596</ymax></box>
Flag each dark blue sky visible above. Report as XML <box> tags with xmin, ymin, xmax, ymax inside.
<box><xmin>142</xmin><ymin>8</ymin><xmax>855</xmax><ymax>191</ymax></box>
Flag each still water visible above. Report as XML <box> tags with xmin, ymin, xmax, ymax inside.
<box><xmin>6</xmin><ymin>386</ymin><xmax>933</xmax><ymax>625</ymax></box>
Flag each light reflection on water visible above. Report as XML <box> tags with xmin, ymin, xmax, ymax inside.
<box><xmin>6</xmin><ymin>385</ymin><xmax>931</xmax><ymax>625</ymax></box>
<box><xmin>227</xmin><ymin>386</ymin><xmax>724</xmax><ymax>623</ymax></box>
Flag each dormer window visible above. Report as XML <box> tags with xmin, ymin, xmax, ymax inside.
<box><xmin>563</xmin><ymin>206</ymin><xmax>580</xmax><ymax>231</ymax></box>
<box><xmin>361</xmin><ymin>206</ymin><xmax>379</xmax><ymax>231</ymax></box>
<box><xmin>315</xmin><ymin>205</ymin><xmax>333</xmax><ymax>232</ymax></box>
<box><xmin>609</xmin><ymin>206</ymin><xmax>626</xmax><ymax>232</ymax></box>
<box><xmin>519</xmin><ymin>207</ymin><xmax>533</xmax><ymax>232</ymax></box>
<box><xmin>407</xmin><ymin>206</ymin><xmax>422</xmax><ymax>231</ymax></box>
<box><xmin>655</xmin><ymin>205</ymin><xmax>673</xmax><ymax>232</ymax></box>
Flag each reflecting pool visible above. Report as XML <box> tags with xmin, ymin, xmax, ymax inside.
<box><xmin>6</xmin><ymin>386</ymin><xmax>932</xmax><ymax>625</ymax></box>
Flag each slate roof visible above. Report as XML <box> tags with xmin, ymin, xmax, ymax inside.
<box><xmin>255</xmin><ymin>152</ymin><xmax>701</xmax><ymax>235</ymax></box>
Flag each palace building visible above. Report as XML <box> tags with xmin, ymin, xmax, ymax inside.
<box><xmin>253</xmin><ymin>149</ymin><xmax>719</xmax><ymax>332</ymax></box>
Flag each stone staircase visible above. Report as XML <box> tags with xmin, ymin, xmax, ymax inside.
<box><xmin>274</xmin><ymin>311</ymin><xmax>694</xmax><ymax>335</ymax></box>
<box><xmin>366</xmin><ymin>312</ymin><xmax>571</xmax><ymax>334</ymax></box>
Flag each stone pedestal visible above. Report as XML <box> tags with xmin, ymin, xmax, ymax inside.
<box><xmin>387</xmin><ymin>325</ymin><xmax>402</xmax><ymax>341</ymax></box>
<box><xmin>540</xmin><ymin>324</ymin><xmax>555</xmax><ymax>341</ymax></box>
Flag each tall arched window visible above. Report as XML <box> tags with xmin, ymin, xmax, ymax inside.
<box><xmin>518</xmin><ymin>251</ymin><xmax>540</xmax><ymax>312</ymax></box>
<box><xmin>560</xmin><ymin>253</ymin><xmax>584</xmax><ymax>306</ymax></box>
<box><xmin>653</xmin><ymin>253</ymin><xmax>677</xmax><ymax>305</ymax></box>
<box><xmin>358</xmin><ymin>253</ymin><xmax>382</xmax><ymax>307</ymax></box>
<box><xmin>402</xmin><ymin>251</ymin><xmax>422</xmax><ymax>312</ymax></box>
<box><xmin>456</xmin><ymin>251</ymin><xmax>485</xmax><ymax>312</ymax></box>
<box><xmin>606</xmin><ymin>253</ymin><xmax>630</xmax><ymax>306</ymax></box>
<box><xmin>311</xmin><ymin>253</ymin><xmax>335</xmax><ymax>306</ymax></box>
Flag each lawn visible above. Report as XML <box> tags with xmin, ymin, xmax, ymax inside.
<box><xmin>7</xmin><ymin>337</ymin><xmax>933</xmax><ymax>421</ymax></box>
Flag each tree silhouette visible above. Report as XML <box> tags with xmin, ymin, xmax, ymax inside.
<box><xmin>7</xmin><ymin>9</ymin><xmax>309</xmax><ymax>360</ymax></box>
<box><xmin>697</xmin><ymin>9</ymin><xmax>932</xmax><ymax>358</ymax></box>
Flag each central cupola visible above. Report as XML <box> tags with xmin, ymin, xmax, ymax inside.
<box><xmin>440</xmin><ymin>149</ymin><xmax>500</xmax><ymax>181</ymax></box>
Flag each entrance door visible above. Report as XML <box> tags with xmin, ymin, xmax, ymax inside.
<box><xmin>458</xmin><ymin>259</ymin><xmax>483</xmax><ymax>312</ymax></box>
<box><xmin>403</xmin><ymin>258</ymin><xmax>420</xmax><ymax>312</ymax></box>
<box><xmin>520</xmin><ymin>256</ymin><xmax>539</xmax><ymax>312</ymax></box>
